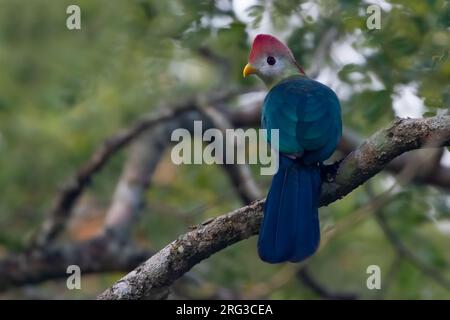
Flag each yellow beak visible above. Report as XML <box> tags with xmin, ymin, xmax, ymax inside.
<box><xmin>243</xmin><ymin>63</ymin><xmax>257</xmax><ymax>77</ymax></box>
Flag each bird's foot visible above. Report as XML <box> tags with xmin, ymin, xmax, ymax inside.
<box><xmin>319</xmin><ymin>159</ymin><xmax>343</xmax><ymax>183</ymax></box>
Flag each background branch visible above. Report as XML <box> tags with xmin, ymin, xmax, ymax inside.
<box><xmin>296</xmin><ymin>267</ymin><xmax>357</xmax><ymax>300</ymax></box>
<box><xmin>200</xmin><ymin>106</ymin><xmax>263</xmax><ymax>203</ymax></box>
<box><xmin>103</xmin><ymin>124</ymin><xmax>174</xmax><ymax>239</ymax></box>
<box><xmin>0</xmin><ymin>234</ymin><xmax>150</xmax><ymax>291</ymax></box>
<box><xmin>31</xmin><ymin>90</ymin><xmax>238</xmax><ymax>247</ymax></box>
<box><xmin>372</xmin><ymin>199</ymin><xmax>450</xmax><ymax>290</ymax></box>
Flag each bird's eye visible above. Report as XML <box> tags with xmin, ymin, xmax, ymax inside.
<box><xmin>267</xmin><ymin>56</ymin><xmax>276</xmax><ymax>65</ymax></box>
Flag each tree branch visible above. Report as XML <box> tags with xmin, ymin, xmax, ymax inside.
<box><xmin>340</xmin><ymin>128</ymin><xmax>450</xmax><ymax>190</ymax></box>
<box><xmin>98</xmin><ymin>114</ymin><xmax>450</xmax><ymax>300</ymax></box>
<box><xmin>320</xmin><ymin>114</ymin><xmax>450</xmax><ymax>205</ymax></box>
<box><xmin>199</xmin><ymin>106</ymin><xmax>263</xmax><ymax>203</ymax></box>
<box><xmin>103</xmin><ymin>125</ymin><xmax>172</xmax><ymax>239</ymax></box>
<box><xmin>32</xmin><ymin>90</ymin><xmax>238</xmax><ymax>247</ymax></box>
<box><xmin>307</xmin><ymin>28</ymin><xmax>338</xmax><ymax>79</ymax></box>
<box><xmin>0</xmin><ymin>234</ymin><xmax>151</xmax><ymax>291</ymax></box>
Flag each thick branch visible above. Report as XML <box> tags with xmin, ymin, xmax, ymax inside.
<box><xmin>98</xmin><ymin>114</ymin><xmax>450</xmax><ymax>300</ymax></box>
<box><xmin>98</xmin><ymin>200</ymin><xmax>264</xmax><ymax>300</ymax></box>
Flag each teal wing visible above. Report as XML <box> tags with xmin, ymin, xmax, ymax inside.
<box><xmin>262</xmin><ymin>76</ymin><xmax>342</xmax><ymax>164</ymax></box>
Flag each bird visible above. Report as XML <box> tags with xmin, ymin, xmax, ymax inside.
<box><xmin>243</xmin><ymin>34</ymin><xmax>342</xmax><ymax>263</ymax></box>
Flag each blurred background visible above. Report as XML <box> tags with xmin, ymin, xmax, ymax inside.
<box><xmin>0</xmin><ymin>0</ymin><xmax>449</xmax><ymax>299</ymax></box>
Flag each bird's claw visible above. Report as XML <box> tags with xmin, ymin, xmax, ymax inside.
<box><xmin>319</xmin><ymin>159</ymin><xmax>342</xmax><ymax>183</ymax></box>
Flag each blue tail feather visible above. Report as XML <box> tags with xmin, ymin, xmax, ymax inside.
<box><xmin>258</xmin><ymin>153</ymin><xmax>321</xmax><ymax>263</ymax></box>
